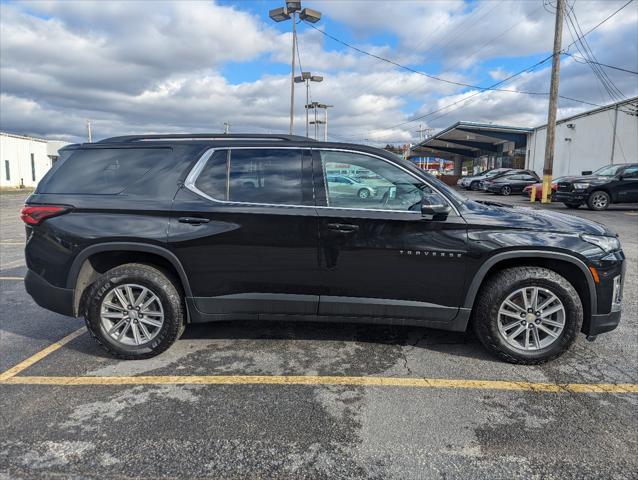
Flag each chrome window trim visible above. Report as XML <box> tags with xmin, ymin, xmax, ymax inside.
<box><xmin>184</xmin><ymin>146</ymin><xmax>460</xmax><ymax>216</ymax></box>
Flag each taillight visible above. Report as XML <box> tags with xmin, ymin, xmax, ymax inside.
<box><xmin>20</xmin><ymin>205</ymin><xmax>70</xmax><ymax>226</ymax></box>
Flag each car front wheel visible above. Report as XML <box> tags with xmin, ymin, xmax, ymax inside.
<box><xmin>84</xmin><ymin>263</ymin><xmax>184</xmax><ymax>359</ymax></box>
<box><xmin>500</xmin><ymin>186</ymin><xmax>512</xmax><ymax>196</ymax></box>
<box><xmin>357</xmin><ymin>188</ymin><xmax>371</xmax><ymax>199</ymax></box>
<box><xmin>473</xmin><ymin>266</ymin><xmax>582</xmax><ymax>364</ymax></box>
<box><xmin>587</xmin><ymin>191</ymin><xmax>610</xmax><ymax>211</ymax></box>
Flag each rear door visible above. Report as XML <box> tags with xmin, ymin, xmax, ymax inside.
<box><xmin>313</xmin><ymin>149</ymin><xmax>468</xmax><ymax>326</ymax></box>
<box><xmin>169</xmin><ymin>147</ymin><xmax>320</xmax><ymax>318</ymax></box>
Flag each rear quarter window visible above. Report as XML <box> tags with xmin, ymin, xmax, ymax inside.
<box><xmin>37</xmin><ymin>148</ymin><xmax>169</xmax><ymax>194</ymax></box>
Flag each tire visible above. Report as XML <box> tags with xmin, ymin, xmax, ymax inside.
<box><xmin>473</xmin><ymin>266</ymin><xmax>582</xmax><ymax>364</ymax></box>
<box><xmin>357</xmin><ymin>188</ymin><xmax>371</xmax><ymax>199</ymax></box>
<box><xmin>500</xmin><ymin>185</ymin><xmax>512</xmax><ymax>196</ymax></box>
<box><xmin>470</xmin><ymin>181</ymin><xmax>480</xmax><ymax>191</ymax></box>
<box><xmin>564</xmin><ymin>202</ymin><xmax>580</xmax><ymax>209</ymax></box>
<box><xmin>587</xmin><ymin>190</ymin><xmax>610</xmax><ymax>211</ymax></box>
<box><xmin>84</xmin><ymin>263</ymin><xmax>184</xmax><ymax>359</ymax></box>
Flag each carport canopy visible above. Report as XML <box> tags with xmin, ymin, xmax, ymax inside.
<box><xmin>409</xmin><ymin>121</ymin><xmax>531</xmax><ymax>161</ymax></box>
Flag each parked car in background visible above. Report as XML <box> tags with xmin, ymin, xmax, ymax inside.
<box><xmin>478</xmin><ymin>169</ymin><xmax>539</xmax><ymax>191</ymax></box>
<box><xmin>326</xmin><ymin>174</ymin><xmax>378</xmax><ymax>199</ymax></box>
<box><xmin>553</xmin><ymin>163</ymin><xmax>638</xmax><ymax>210</ymax></box>
<box><xmin>483</xmin><ymin>172</ymin><xmax>541</xmax><ymax>196</ymax></box>
<box><xmin>523</xmin><ymin>177</ymin><xmax>566</xmax><ymax>200</ymax></box>
<box><xmin>457</xmin><ymin>168</ymin><xmax>512</xmax><ymax>190</ymax></box>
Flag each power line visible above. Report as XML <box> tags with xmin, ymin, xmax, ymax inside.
<box><xmin>303</xmin><ymin>20</ymin><xmax>600</xmax><ymax>106</ymax></box>
<box><xmin>563</xmin><ymin>0</ymin><xmax>635</xmax><ymax>50</ymax></box>
<box><xmin>565</xmin><ymin>5</ymin><xmax>625</xmax><ymax>102</ymax></box>
<box><xmin>563</xmin><ymin>52</ymin><xmax>638</xmax><ymax>75</ymax></box>
<box><xmin>352</xmin><ymin>0</ymin><xmax>635</xmax><ymax>140</ymax></box>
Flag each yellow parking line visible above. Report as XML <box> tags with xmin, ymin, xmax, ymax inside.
<box><xmin>0</xmin><ymin>327</ymin><xmax>86</xmax><ymax>381</ymax></box>
<box><xmin>2</xmin><ymin>373</ymin><xmax>637</xmax><ymax>393</ymax></box>
<box><xmin>0</xmin><ymin>276</ymin><xmax>23</xmax><ymax>280</ymax></box>
<box><xmin>1</xmin><ymin>328</ymin><xmax>636</xmax><ymax>394</ymax></box>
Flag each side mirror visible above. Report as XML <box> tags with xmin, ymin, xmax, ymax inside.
<box><xmin>421</xmin><ymin>202</ymin><xmax>451</xmax><ymax>220</ymax></box>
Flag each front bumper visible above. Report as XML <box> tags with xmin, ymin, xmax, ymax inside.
<box><xmin>552</xmin><ymin>190</ymin><xmax>588</xmax><ymax>204</ymax></box>
<box><xmin>25</xmin><ymin>269</ymin><xmax>75</xmax><ymax>317</ymax></box>
<box><xmin>586</xmin><ymin>310</ymin><xmax>621</xmax><ymax>336</ymax></box>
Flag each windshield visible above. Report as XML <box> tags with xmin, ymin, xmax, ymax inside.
<box><xmin>593</xmin><ymin>165</ymin><xmax>623</xmax><ymax>177</ymax></box>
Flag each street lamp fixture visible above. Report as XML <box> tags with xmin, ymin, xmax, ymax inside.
<box><xmin>269</xmin><ymin>2</ymin><xmax>321</xmax><ymax>135</ymax></box>
<box><xmin>299</xmin><ymin>8</ymin><xmax>321</xmax><ymax>23</ymax></box>
<box><xmin>295</xmin><ymin>73</ymin><xmax>323</xmax><ymax>137</ymax></box>
<box><xmin>268</xmin><ymin>7</ymin><xmax>291</xmax><ymax>22</ymax></box>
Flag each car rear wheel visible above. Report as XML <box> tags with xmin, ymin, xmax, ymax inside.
<box><xmin>85</xmin><ymin>263</ymin><xmax>184</xmax><ymax>359</ymax></box>
<box><xmin>564</xmin><ymin>203</ymin><xmax>580</xmax><ymax>209</ymax></box>
<box><xmin>473</xmin><ymin>266</ymin><xmax>582</xmax><ymax>364</ymax></box>
<box><xmin>357</xmin><ymin>188</ymin><xmax>370</xmax><ymax>199</ymax></box>
<box><xmin>500</xmin><ymin>186</ymin><xmax>512</xmax><ymax>196</ymax></box>
<box><xmin>587</xmin><ymin>191</ymin><xmax>610</xmax><ymax>211</ymax></box>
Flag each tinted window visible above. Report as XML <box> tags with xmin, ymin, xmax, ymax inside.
<box><xmin>194</xmin><ymin>150</ymin><xmax>228</xmax><ymax>200</ymax></box>
<box><xmin>593</xmin><ymin>164</ymin><xmax>624</xmax><ymax>176</ymax></box>
<box><xmin>39</xmin><ymin>148</ymin><xmax>166</xmax><ymax>194</ymax></box>
<box><xmin>228</xmin><ymin>149</ymin><xmax>305</xmax><ymax>205</ymax></box>
<box><xmin>320</xmin><ymin>151</ymin><xmax>448</xmax><ymax>212</ymax></box>
<box><xmin>621</xmin><ymin>166</ymin><xmax>638</xmax><ymax>178</ymax></box>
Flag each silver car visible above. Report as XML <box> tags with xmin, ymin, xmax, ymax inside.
<box><xmin>326</xmin><ymin>174</ymin><xmax>377</xmax><ymax>199</ymax></box>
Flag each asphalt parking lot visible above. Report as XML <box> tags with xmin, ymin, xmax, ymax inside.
<box><xmin>1</xmin><ymin>189</ymin><xmax>637</xmax><ymax>479</ymax></box>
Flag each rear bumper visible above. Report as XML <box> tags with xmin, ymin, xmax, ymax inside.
<box><xmin>25</xmin><ymin>269</ymin><xmax>75</xmax><ymax>317</ymax></box>
<box><xmin>585</xmin><ymin>310</ymin><xmax>621</xmax><ymax>336</ymax></box>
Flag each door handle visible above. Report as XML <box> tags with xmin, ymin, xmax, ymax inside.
<box><xmin>326</xmin><ymin>223</ymin><xmax>359</xmax><ymax>233</ymax></box>
<box><xmin>178</xmin><ymin>217</ymin><xmax>210</xmax><ymax>225</ymax></box>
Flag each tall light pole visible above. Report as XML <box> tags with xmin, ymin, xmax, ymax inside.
<box><xmin>541</xmin><ymin>0</ymin><xmax>564</xmax><ymax>203</ymax></box>
<box><xmin>269</xmin><ymin>2</ymin><xmax>321</xmax><ymax>135</ymax></box>
<box><xmin>316</xmin><ymin>103</ymin><xmax>333</xmax><ymax>141</ymax></box>
<box><xmin>294</xmin><ymin>72</ymin><xmax>323</xmax><ymax>137</ymax></box>
<box><xmin>86</xmin><ymin>120</ymin><xmax>92</xmax><ymax>143</ymax></box>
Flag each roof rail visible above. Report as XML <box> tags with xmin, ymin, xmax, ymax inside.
<box><xmin>98</xmin><ymin>133</ymin><xmax>313</xmax><ymax>143</ymax></box>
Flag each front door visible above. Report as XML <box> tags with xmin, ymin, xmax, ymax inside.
<box><xmin>313</xmin><ymin>149</ymin><xmax>468</xmax><ymax>326</ymax></box>
<box><xmin>616</xmin><ymin>165</ymin><xmax>638</xmax><ymax>203</ymax></box>
<box><xmin>169</xmin><ymin>147</ymin><xmax>320</xmax><ymax>318</ymax></box>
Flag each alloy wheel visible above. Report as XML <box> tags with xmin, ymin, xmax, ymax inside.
<box><xmin>501</xmin><ymin>186</ymin><xmax>511</xmax><ymax>195</ymax></box>
<box><xmin>100</xmin><ymin>283</ymin><xmax>165</xmax><ymax>346</ymax></box>
<box><xmin>591</xmin><ymin>192</ymin><xmax>608</xmax><ymax>210</ymax></box>
<box><xmin>497</xmin><ymin>286</ymin><xmax>565</xmax><ymax>351</ymax></box>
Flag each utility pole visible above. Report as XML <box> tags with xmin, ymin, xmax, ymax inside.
<box><xmin>86</xmin><ymin>120</ymin><xmax>92</xmax><ymax>143</ymax></box>
<box><xmin>541</xmin><ymin>0</ymin><xmax>564</xmax><ymax>204</ymax></box>
<box><xmin>223</xmin><ymin>122</ymin><xmax>231</xmax><ymax>134</ymax></box>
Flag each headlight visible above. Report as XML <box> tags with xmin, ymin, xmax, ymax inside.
<box><xmin>581</xmin><ymin>234</ymin><xmax>620</xmax><ymax>252</ymax></box>
<box><xmin>573</xmin><ymin>183</ymin><xmax>590</xmax><ymax>190</ymax></box>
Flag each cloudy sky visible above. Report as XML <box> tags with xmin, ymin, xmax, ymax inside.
<box><xmin>0</xmin><ymin>0</ymin><xmax>636</xmax><ymax>144</ymax></box>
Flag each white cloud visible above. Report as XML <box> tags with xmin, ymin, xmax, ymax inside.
<box><xmin>0</xmin><ymin>0</ymin><xmax>636</xmax><ymax>146</ymax></box>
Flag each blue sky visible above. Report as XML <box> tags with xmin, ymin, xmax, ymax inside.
<box><xmin>0</xmin><ymin>0</ymin><xmax>636</xmax><ymax>143</ymax></box>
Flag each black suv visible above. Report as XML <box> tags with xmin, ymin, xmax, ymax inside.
<box><xmin>553</xmin><ymin>163</ymin><xmax>638</xmax><ymax>210</ymax></box>
<box><xmin>23</xmin><ymin>134</ymin><xmax>625</xmax><ymax>364</ymax></box>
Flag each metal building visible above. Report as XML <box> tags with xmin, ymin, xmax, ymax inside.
<box><xmin>0</xmin><ymin>132</ymin><xmax>69</xmax><ymax>188</ymax></box>
<box><xmin>410</xmin><ymin>97</ymin><xmax>637</xmax><ymax>179</ymax></box>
